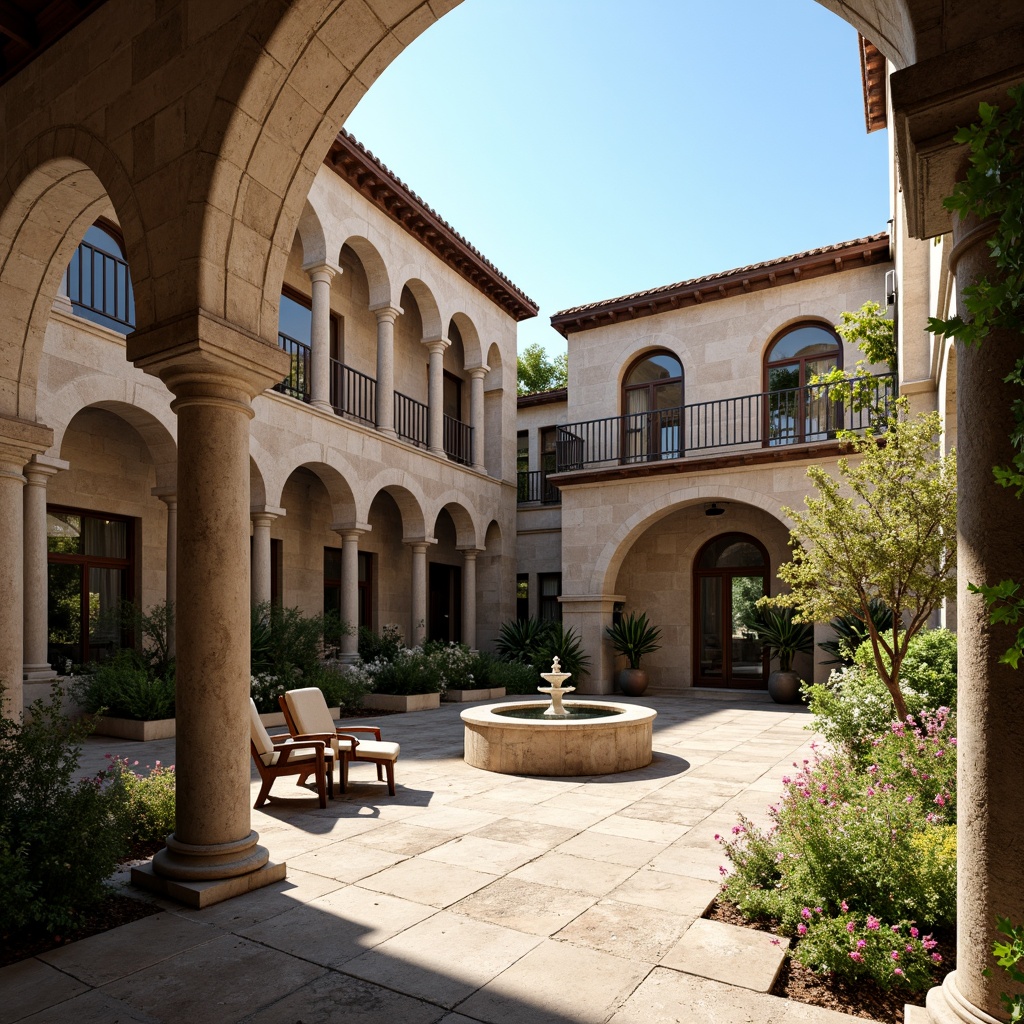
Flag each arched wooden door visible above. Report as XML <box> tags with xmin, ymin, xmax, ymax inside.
<box><xmin>693</xmin><ymin>533</ymin><xmax>769</xmax><ymax>688</ymax></box>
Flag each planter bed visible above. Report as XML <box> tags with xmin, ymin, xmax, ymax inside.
<box><xmin>442</xmin><ymin>687</ymin><xmax>506</xmax><ymax>703</ymax></box>
<box><xmin>363</xmin><ymin>692</ymin><xmax>440</xmax><ymax>713</ymax></box>
<box><xmin>87</xmin><ymin>707</ymin><xmax>342</xmax><ymax>740</ymax></box>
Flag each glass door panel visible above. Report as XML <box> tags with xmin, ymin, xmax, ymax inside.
<box><xmin>654</xmin><ymin>381</ymin><xmax>682</xmax><ymax>458</ymax></box>
<box><xmin>88</xmin><ymin>567</ymin><xmax>126</xmax><ymax>662</ymax></box>
<box><xmin>48</xmin><ymin>562</ymin><xmax>82</xmax><ymax>669</ymax></box>
<box><xmin>623</xmin><ymin>387</ymin><xmax>650</xmax><ymax>462</ymax></box>
<box><xmin>730</xmin><ymin>575</ymin><xmax>765</xmax><ymax>680</ymax></box>
<box><xmin>698</xmin><ymin>576</ymin><xmax>723</xmax><ymax>677</ymax></box>
<box><xmin>767</xmin><ymin>363</ymin><xmax>800</xmax><ymax>445</ymax></box>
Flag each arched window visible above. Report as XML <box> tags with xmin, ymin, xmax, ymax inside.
<box><xmin>65</xmin><ymin>221</ymin><xmax>135</xmax><ymax>333</ymax></box>
<box><xmin>764</xmin><ymin>322</ymin><xmax>842</xmax><ymax>445</ymax></box>
<box><xmin>693</xmin><ymin>532</ymin><xmax>768</xmax><ymax>688</ymax></box>
<box><xmin>621</xmin><ymin>350</ymin><xmax>683</xmax><ymax>463</ymax></box>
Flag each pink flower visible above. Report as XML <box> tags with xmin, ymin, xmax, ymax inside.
<box><xmin>931</xmin><ymin>953</ymin><xmax>943</xmax><ymax>964</ymax></box>
<box><xmin>910</xmin><ymin>927</ymin><xmax>919</xmax><ymax>938</ymax></box>
<box><xmin>894</xmin><ymin>968</ymin><xmax>904</xmax><ymax>977</ymax></box>
<box><xmin>841</xmin><ymin>901</ymin><xmax>849</xmax><ymax>912</ymax></box>
<box><xmin>719</xmin><ymin>865</ymin><xmax>728</xmax><ymax>876</ymax></box>
<box><xmin>846</xmin><ymin>922</ymin><xmax>856</xmax><ymax>933</ymax></box>
<box><xmin>866</xmin><ymin>916</ymin><xmax>881</xmax><ymax>931</ymax></box>
<box><xmin>781</xmin><ymin>776</ymin><xmax>791</xmax><ymax>785</ymax></box>
<box><xmin>857</xmin><ymin>939</ymin><xmax>866</xmax><ymax>949</ymax></box>
<box><xmin>714</xmin><ymin>834</ymin><xmax>721</xmax><ymax>841</ymax></box>
<box><xmin>891</xmin><ymin>951</ymin><xmax>900</xmax><ymax>961</ymax></box>
<box><xmin>797</xmin><ymin>924</ymin><xmax>807</xmax><ymax>935</ymax></box>
<box><xmin>891</xmin><ymin>925</ymin><xmax>901</xmax><ymax>934</ymax></box>
<box><xmin>801</xmin><ymin>908</ymin><xmax>812</xmax><ymax>920</ymax></box>
<box><xmin>770</xmin><ymin>938</ymin><xmax>781</xmax><ymax>946</ymax></box>
<box><xmin>867</xmin><ymin>764</ymin><xmax>878</xmax><ymax>775</ymax></box>
<box><xmin>905</xmin><ymin>795</ymin><xmax>915</xmax><ymax>804</ymax></box>
<box><xmin>866</xmin><ymin>787</ymin><xmax>876</xmax><ymax>797</ymax></box>
<box><xmin>849</xmin><ymin>952</ymin><xmax>863</xmax><ymax>963</ymax></box>
<box><xmin>934</xmin><ymin>794</ymin><xmax>946</xmax><ymax>806</ymax></box>
<box><xmin>814</xmin><ymin>907</ymin><xmax>822</xmax><ymax>914</ymax></box>
<box><xmin>906</xmin><ymin>945</ymin><xmax>915</xmax><ymax>953</ymax></box>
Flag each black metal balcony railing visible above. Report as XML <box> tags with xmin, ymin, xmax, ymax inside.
<box><xmin>443</xmin><ymin>414</ymin><xmax>473</xmax><ymax>466</ymax></box>
<box><xmin>517</xmin><ymin>470</ymin><xmax>561</xmax><ymax>505</ymax></box>
<box><xmin>556</xmin><ymin>372</ymin><xmax>898</xmax><ymax>473</ymax></box>
<box><xmin>65</xmin><ymin>239</ymin><xmax>135</xmax><ymax>330</ymax></box>
<box><xmin>395</xmin><ymin>390</ymin><xmax>428</xmax><ymax>448</ymax></box>
<box><xmin>330</xmin><ymin>359</ymin><xmax>376</xmax><ymax>425</ymax></box>
<box><xmin>273</xmin><ymin>332</ymin><xmax>312</xmax><ymax>401</ymax></box>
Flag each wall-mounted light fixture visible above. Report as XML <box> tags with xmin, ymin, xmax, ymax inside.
<box><xmin>704</xmin><ymin>502</ymin><xmax>725</xmax><ymax>517</ymax></box>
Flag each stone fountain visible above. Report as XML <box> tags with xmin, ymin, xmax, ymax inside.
<box><xmin>460</xmin><ymin>658</ymin><xmax>657</xmax><ymax>776</ymax></box>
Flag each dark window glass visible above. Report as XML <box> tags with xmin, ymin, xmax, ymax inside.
<box><xmin>65</xmin><ymin>223</ymin><xmax>136</xmax><ymax>333</ymax></box>
<box><xmin>517</xmin><ymin>431</ymin><xmax>529</xmax><ymax>475</ymax></box>
<box><xmin>697</xmin><ymin>534</ymin><xmax>767</xmax><ymax>570</ymax></box>
<box><xmin>539</xmin><ymin>573</ymin><xmax>562</xmax><ymax>623</ymax></box>
<box><xmin>279</xmin><ymin>292</ymin><xmax>312</xmax><ymax>344</ymax></box>
<box><xmin>516</xmin><ymin>574</ymin><xmax>529</xmax><ymax>622</ymax></box>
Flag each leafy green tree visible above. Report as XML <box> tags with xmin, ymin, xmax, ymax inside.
<box><xmin>517</xmin><ymin>342</ymin><xmax>567</xmax><ymax>395</ymax></box>
<box><xmin>764</xmin><ymin>402</ymin><xmax>957</xmax><ymax>720</ymax></box>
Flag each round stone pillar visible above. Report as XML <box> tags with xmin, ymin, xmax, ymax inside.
<box><xmin>334</xmin><ymin>526</ymin><xmax>369</xmax><ymax>662</ymax></box>
<box><xmin>468</xmin><ymin>365</ymin><xmax>487</xmax><ymax>473</ymax></box>
<box><xmin>460</xmin><ymin>548</ymin><xmax>480</xmax><ymax>650</ymax></box>
<box><xmin>371</xmin><ymin>303</ymin><xmax>401</xmax><ymax>438</ymax></box>
<box><xmin>406</xmin><ymin>540</ymin><xmax>434</xmax><ymax>645</ymax></box>
<box><xmin>304</xmin><ymin>262</ymin><xmax>338</xmax><ymax>413</ymax></box>
<box><xmin>152</xmin><ymin>488</ymin><xmax>178</xmax><ymax>656</ymax></box>
<box><xmin>24</xmin><ymin>456</ymin><xmax>68</xmax><ymax>682</ymax></box>
<box><xmin>925</xmin><ymin>213</ymin><xmax>1024</xmax><ymax>1024</ymax></box>
<box><xmin>250</xmin><ymin>507</ymin><xmax>283</xmax><ymax>608</ymax></box>
<box><xmin>425</xmin><ymin>338</ymin><xmax>449</xmax><ymax>457</ymax></box>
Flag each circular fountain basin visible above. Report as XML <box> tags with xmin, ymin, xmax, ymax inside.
<box><xmin>461</xmin><ymin>700</ymin><xmax>657</xmax><ymax>776</ymax></box>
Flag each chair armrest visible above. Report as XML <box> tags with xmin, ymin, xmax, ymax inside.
<box><xmin>276</xmin><ymin>732</ymin><xmax>336</xmax><ymax>745</ymax></box>
<box><xmin>336</xmin><ymin>732</ymin><xmax>364</xmax><ymax>751</ymax></box>
<box><xmin>276</xmin><ymin>739</ymin><xmax>326</xmax><ymax>767</ymax></box>
<box><xmin>335</xmin><ymin>725</ymin><xmax>382</xmax><ymax>741</ymax></box>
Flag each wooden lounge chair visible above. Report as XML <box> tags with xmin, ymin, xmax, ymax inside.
<box><xmin>248</xmin><ymin>698</ymin><xmax>335</xmax><ymax>808</ymax></box>
<box><xmin>280</xmin><ymin>687</ymin><xmax>400</xmax><ymax>796</ymax></box>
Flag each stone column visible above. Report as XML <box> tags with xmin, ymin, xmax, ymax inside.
<box><xmin>425</xmin><ymin>338</ymin><xmax>449</xmax><ymax>457</ymax></box>
<box><xmin>250</xmin><ymin>506</ymin><xmax>284</xmax><ymax>608</ymax></box>
<box><xmin>0</xmin><ymin>416</ymin><xmax>53</xmax><ymax>719</ymax></box>
<box><xmin>468</xmin><ymin>366</ymin><xmax>488</xmax><ymax>472</ymax></box>
<box><xmin>371</xmin><ymin>303</ymin><xmax>401</xmax><ymax>438</ymax></box>
<box><xmin>304</xmin><ymin>262</ymin><xmax>338</xmax><ymax>413</ymax></box>
<box><xmin>924</xmin><ymin>213</ymin><xmax>1024</xmax><ymax>1024</ymax></box>
<box><xmin>405</xmin><ymin>539</ymin><xmax>435</xmax><ymax>645</ymax></box>
<box><xmin>334</xmin><ymin>525</ymin><xmax>370</xmax><ymax>663</ymax></box>
<box><xmin>23</xmin><ymin>456</ymin><xmax>68</xmax><ymax>682</ymax></box>
<box><xmin>559</xmin><ymin>594</ymin><xmax>626</xmax><ymax>695</ymax></box>
<box><xmin>460</xmin><ymin>548</ymin><xmax>481</xmax><ymax>650</ymax></box>
<box><xmin>152</xmin><ymin>488</ymin><xmax>178</xmax><ymax>655</ymax></box>
<box><xmin>127</xmin><ymin>316</ymin><xmax>289</xmax><ymax>902</ymax></box>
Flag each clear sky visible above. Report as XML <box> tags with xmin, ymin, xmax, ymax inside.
<box><xmin>344</xmin><ymin>0</ymin><xmax>890</xmax><ymax>358</ymax></box>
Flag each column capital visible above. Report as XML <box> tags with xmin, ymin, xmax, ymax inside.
<box><xmin>466</xmin><ymin>365</ymin><xmax>489</xmax><ymax>380</ymax></box>
<box><xmin>331</xmin><ymin>521</ymin><xmax>371</xmax><ymax>540</ymax></box>
<box><xmin>151</xmin><ymin>486</ymin><xmax>178</xmax><ymax>505</ymax></box>
<box><xmin>369</xmin><ymin>302</ymin><xmax>403</xmax><ymax>323</ymax></box>
<box><xmin>127</xmin><ymin>310</ymin><xmax>290</xmax><ymax>406</ymax></box>
<box><xmin>422</xmin><ymin>336</ymin><xmax>450</xmax><ymax>356</ymax></box>
<box><xmin>25</xmin><ymin>454</ymin><xmax>69</xmax><ymax>480</ymax></box>
<box><xmin>404</xmin><ymin>536</ymin><xmax>437</xmax><ymax>551</ymax></box>
<box><xmin>251</xmin><ymin>505</ymin><xmax>286</xmax><ymax>523</ymax></box>
<box><xmin>301</xmin><ymin>260</ymin><xmax>341</xmax><ymax>284</ymax></box>
<box><xmin>0</xmin><ymin>415</ymin><xmax>53</xmax><ymax>470</ymax></box>
<box><xmin>457</xmin><ymin>546</ymin><xmax>483</xmax><ymax>558</ymax></box>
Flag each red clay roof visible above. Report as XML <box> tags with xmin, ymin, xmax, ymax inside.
<box><xmin>550</xmin><ymin>233</ymin><xmax>891</xmax><ymax>337</ymax></box>
<box><xmin>326</xmin><ymin>131</ymin><xmax>539</xmax><ymax>322</ymax></box>
<box><xmin>859</xmin><ymin>36</ymin><xmax>888</xmax><ymax>133</ymax></box>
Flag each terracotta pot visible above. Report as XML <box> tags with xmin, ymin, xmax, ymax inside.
<box><xmin>616</xmin><ymin>668</ymin><xmax>648</xmax><ymax>697</ymax></box>
<box><xmin>767</xmin><ymin>669</ymin><xmax>802</xmax><ymax>704</ymax></box>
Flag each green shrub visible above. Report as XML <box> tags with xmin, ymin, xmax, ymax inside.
<box><xmin>423</xmin><ymin>640</ymin><xmax>477</xmax><ymax>690</ymax></box>
<box><xmin>720</xmin><ymin>709</ymin><xmax>957</xmax><ymax>933</ymax></box>
<box><xmin>251</xmin><ymin>603</ymin><xmax>333</xmax><ymax>679</ymax></box>
<box><xmin>494</xmin><ymin>617</ymin><xmax>590</xmax><ymax>680</ymax></box>
<box><xmin>358</xmin><ymin>624</ymin><xmax>405</xmax><ymax>664</ymax></box>
<box><xmin>817</xmin><ymin>599</ymin><xmax>893</xmax><ymax>666</ymax></box>
<box><xmin>805</xmin><ymin>628</ymin><xmax>957</xmax><ymax>761</ymax></box>
<box><xmin>75</xmin><ymin>649</ymin><xmax>176</xmax><ymax>720</ymax></box>
<box><xmin>471</xmin><ymin>653</ymin><xmax>538</xmax><ymax>694</ymax></box>
<box><xmin>0</xmin><ymin>688</ymin><xmax>129</xmax><ymax>935</ymax></box>
<box><xmin>102</xmin><ymin>756</ymin><xmax>176</xmax><ymax>855</ymax></box>
<box><xmin>369</xmin><ymin>648</ymin><xmax>442</xmax><ymax>695</ymax></box>
<box><xmin>308</xmin><ymin>663</ymin><xmax>368</xmax><ymax>713</ymax></box>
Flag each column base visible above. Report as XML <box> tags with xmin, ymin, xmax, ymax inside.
<box><xmin>429</xmin><ymin>446</ymin><xmax>446</xmax><ymax>458</ymax></box>
<box><xmin>151</xmin><ymin>829</ymin><xmax>269</xmax><ymax>881</ymax></box>
<box><xmin>132</xmin><ymin>858</ymin><xmax>286</xmax><ymax>909</ymax></box>
<box><xmin>471</xmin><ymin>463</ymin><xmax>486</xmax><ymax>474</ymax></box>
<box><xmin>338</xmin><ymin>651</ymin><xmax>360</xmax><ymax>666</ymax></box>
<box><xmin>23</xmin><ymin>664</ymin><xmax>57</xmax><ymax>682</ymax></box>
<box><xmin>310</xmin><ymin>399</ymin><xmax>334</xmax><ymax>414</ymax></box>
<box><xmin>924</xmin><ymin>972</ymin><xmax>1006</xmax><ymax>1024</ymax></box>
<box><xmin>378</xmin><ymin>427</ymin><xmax>397</xmax><ymax>439</ymax></box>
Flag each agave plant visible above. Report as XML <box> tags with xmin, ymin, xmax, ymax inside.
<box><xmin>605</xmin><ymin>611</ymin><xmax>662</xmax><ymax>669</ymax></box>
<box><xmin>494</xmin><ymin>617</ymin><xmax>590</xmax><ymax>679</ymax></box>
<box><xmin>494</xmin><ymin>616</ymin><xmax>552</xmax><ymax>665</ymax></box>
<box><xmin>817</xmin><ymin>598</ymin><xmax>894</xmax><ymax>665</ymax></box>
<box><xmin>743</xmin><ymin>606</ymin><xmax>813</xmax><ymax>672</ymax></box>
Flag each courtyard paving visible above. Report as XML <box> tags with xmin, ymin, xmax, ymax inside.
<box><xmin>4</xmin><ymin>692</ymin><xmax>879</xmax><ymax>1024</ymax></box>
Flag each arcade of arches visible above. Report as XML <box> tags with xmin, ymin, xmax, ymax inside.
<box><xmin>1</xmin><ymin>3</ymin><xmax>1022</xmax><ymax>1022</ymax></box>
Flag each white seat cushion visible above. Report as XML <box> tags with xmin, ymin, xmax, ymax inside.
<box><xmin>350</xmin><ymin>739</ymin><xmax>400</xmax><ymax>762</ymax></box>
<box><xmin>284</xmin><ymin>687</ymin><xmax>336</xmax><ymax>735</ymax></box>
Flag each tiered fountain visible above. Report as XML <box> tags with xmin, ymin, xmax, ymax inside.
<box><xmin>461</xmin><ymin>658</ymin><xmax>656</xmax><ymax>776</ymax></box>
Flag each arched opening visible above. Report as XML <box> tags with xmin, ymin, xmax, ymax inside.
<box><xmin>65</xmin><ymin>220</ymin><xmax>135</xmax><ymax>334</ymax></box>
<box><xmin>693</xmin><ymin>532</ymin><xmax>769</xmax><ymax>688</ymax></box>
<box><xmin>622</xmin><ymin>349</ymin><xmax>683</xmax><ymax>463</ymax></box>
<box><xmin>764</xmin><ymin>322</ymin><xmax>842</xmax><ymax>445</ymax></box>
<box><xmin>428</xmin><ymin>507</ymin><xmax>461</xmax><ymax>643</ymax></box>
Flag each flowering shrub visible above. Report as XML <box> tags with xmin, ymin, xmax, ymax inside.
<box><xmin>250</xmin><ymin>671</ymin><xmax>287</xmax><ymax>714</ymax></box>
<box><xmin>365</xmin><ymin>648</ymin><xmax>442</xmax><ymax>695</ymax></box>
<box><xmin>794</xmin><ymin>909</ymin><xmax>942</xmax><ymax>992</ymax></box>
<box><xmin>101</xmin><ymin>755</ymin><xmax>176</xmax><ymax>855</ymax></box>
<box><xmin>423</xmin><ymin>640</ymin><xmax>477</xmax><ymax>691</ymax></box>
<box><xmin>719</xmin><ymin>709</ymin><xmax>957</xmax><ymax>990</ymax></box>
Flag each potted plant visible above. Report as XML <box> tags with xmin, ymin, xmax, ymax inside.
<box><xmin>743</xmin><ymin>605</ymin><xmax>814</xmax><ymax>703</ymax></box>
<box><xmin>605</xmin><ymin>611</ymin><xmax>662</xmax><ymax>696</ymax></box>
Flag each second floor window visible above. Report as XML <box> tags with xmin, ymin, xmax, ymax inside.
<box><xmin>764</xmin><ymin>322</ymin><xmax>842</xmax><ymax>445</ymax></box>
<box><xmin>66</xmin><ymin>222</ymin><xmax>135</xmax><ymax>333</ymax></box>
<box><xmin>622</xmin><ymin>350</ymin><xmax>683</xmax><ymax>462</ymax></box>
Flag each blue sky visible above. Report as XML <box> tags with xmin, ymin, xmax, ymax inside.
<box><xmin>344</xmin><ymin>0</ymin><xmax>890</xmax><ymax>358</ymax></box>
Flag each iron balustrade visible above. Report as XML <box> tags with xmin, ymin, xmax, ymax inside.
<box><xmin>556</xmin><ymin>372</ymin><xmax>898</xmax><ymax>472</ymax></box>
<box><xmin>517</xmin><ymin>470</ymin><xmax>561</xmax><ymax>505</ymax></box>
<box><xmin>274</xmin><ymin>332</ymin><xmax>311</xmax><ymax>401</ymax></box>
<box><xmin>394</xmin><ymin>391</ymin><xmax>428</xmax><ymax>448</ymax></box>
<box><xmin>330</xmin><ymin>359</ymin><xmax>376</xmax><ymax>424</ymax></box>
<box><xmin>65</xmin><ymin>239</ymin><xmax>135</xmax><ymax>330</ymax></box>
<box><xmin>443</xmin><ymin>415</ymin><xmax>473</xmax><ymax>466</ymax></box>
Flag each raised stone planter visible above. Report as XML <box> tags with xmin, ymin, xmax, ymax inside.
<box><xmin>363</xmin><ymin>692</ymin><xmax>441</xmax><ymax>713</ymax></box>
<box><xmin>442</xmin><ymin>687</ymin><xmax>506</xmax><ymax>703</ymax></box>
<box><xmin>89</xmin><ymin>715</ymin><xmax>176</xmax><ymax>742</ymax></box>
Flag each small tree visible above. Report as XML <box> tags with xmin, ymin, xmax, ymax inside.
<box><xmin>517</xmin><ymin>342</ymin><xmax>568</xmax><ymax>395</ymax></box>
<box><xmin>764</xmin><ymin>401</ymin><xmax>957</xmax><ymax>720</ymax></box>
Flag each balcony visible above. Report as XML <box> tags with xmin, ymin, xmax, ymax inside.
<box><xmin>554</xmin><ymin>372</ymin><xmax>897</xmax><ymax>473</ymax></box>
<box><xmin>517</xmin><ymin>470</ymin><xmax>561</xmax><ymax>505</ymax></box>
<box><xmin>65</xmin><ymin>238</ymin><xmax>135</xmax><ymax>332</ymax></box>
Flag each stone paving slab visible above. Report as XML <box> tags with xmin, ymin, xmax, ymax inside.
<box><xmin>0</xmin><ymin>958</ymin><xmax>90</xmax><ymax>1024</ymax></box>
<box><xmin>450</xmin><ymin>876</ymin><xmax>597</xmax><ymax>936</ymax></box>
<box><xmin>507</xmin><ymin>850</ymin><xmax>638</xmax><ymax>897</ymax></box>
<box><xmin>661</xmin><ymin>918</ymin><xmax>790</xmax><ymax>992</ymax></box>
<box><xmin>16</xmin><ymin>989</ymin><xmax>163</xmax><ymax>1024</ymax></box>
<box><xmin>358</xmin><ymin>857</ymin><xmax>499</xmax><ymax>908</ymax></box>
<box><xmin>555</xmin><ymin>898</ymin><xmax>694</xmax><ymax>963</ymax></box>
